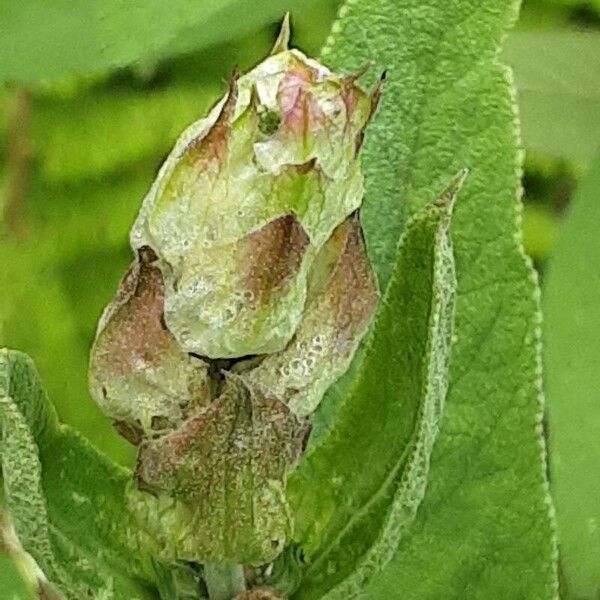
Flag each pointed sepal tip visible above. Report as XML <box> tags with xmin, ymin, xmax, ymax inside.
<box><xmin>271</xmin><ymin>13</ymin><xmax>291</xmax><ymax>55</ymax></box>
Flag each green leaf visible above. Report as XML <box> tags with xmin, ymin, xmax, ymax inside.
<box><xmin>289</xmin><ymin>0</ymin><xmax>557</xmax><ymax>598</ymax></box>
<box><xmin>287</xmin><ymin>177</ymin><xmax>460</xmax><ymax>599</ymax></box>
<box><xmin>542</xmin><ymin>0</ymin><xmax>600</xmax><ymax>15</ymax></box>
<box><xmin>502</xmin><ymin>31</ymin><xmax>600</xmax><ymax>166</ymax></box>
<box><xmin>543</xmin><ymin>155</ymin><xmax>600</xmax><ymax>599</ymax></box>
<box><xmin>31</xmin><ymin>84</ymin><xmax>220</xmax><ymax>184</ymax></box>
<box><xmin>0</xmin><ymin>349</ymin><xmax>188</xmax><ymax>599</ymax></box>
<box><xmin>0</xmin><ymin>172</ymin><xmax>153</xmax><ymax>464</ymax></box>
<box><xmin>0</xmin><ymin>554</ymin><xmax>34</xmax><ymax>600</ymax></box>
<box><xmin>0</xmin><ymin>0</ymin><xmax>330</xmax><ymax>85</ymax></box>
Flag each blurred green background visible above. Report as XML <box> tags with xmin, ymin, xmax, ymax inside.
<box><xmin>0</xmin><ymin>0</ymin><xmax>598</xmax><ymax>468</ymax></box>
<box><xmin>1</xmin><ymin>0</ymin><xmax>600</xmax><ymax>598</ymax></box>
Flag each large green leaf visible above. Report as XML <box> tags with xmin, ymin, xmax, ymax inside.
<box><xmin>289</xmin><ymin>0</ymin><xmax>557</xmax><ymax>597</ymax></box>
<box><xmin>502</xmin><ymin>31</ymin><xmax>600</xmax><ymax>166</ymax></box>
<box><xmin>544</xmin><ymin>155</ymin><xmax>600</xmax><ymax>599</ymax></box>
<box><xmin>0</xmin><ymin>0</ymin><xmax>330</xmax><ymax>85</ymax></box>
<box><xmin>0</xmin><ymin>349</ymin><xmax>193</xmax><ymax>599</ymax></box>
<box><xmin>288</xmin><ymin>178</ymin><xmax>459</xmax><ymax>599</ymax></box>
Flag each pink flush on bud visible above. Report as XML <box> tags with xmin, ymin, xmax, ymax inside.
<box><xmin>89</xmin><ymin>15</ymin><xmax>382</xmax><ymax>566</ymax></box>
<box><xmin>128</xmin><ymin>30</ymin><xmax>382</xmax><ymax>360</ymax></box>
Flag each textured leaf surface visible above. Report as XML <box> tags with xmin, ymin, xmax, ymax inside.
<box><xmin>0</xmin><ymin>349</ymin><xmax>181</xmax><ymax>599</ymax></box>
<box><xmin>290</xmin><ymin>0</ymin><xmax>558</xmax><ymax>598</ymax></box>
<box><xmin>503</xmin><ymin>31</ymin><xmax>600</xmax><ymax>165</ymax></box>
<box><xmin>544</xmin><ymin>155</ymin><xmax>600</xmax><ymax>599</ymax></box>
<box><xmin>288</xmin><ymin>181</ymin><xmax>458</xmax><ymax>599</ymax></box>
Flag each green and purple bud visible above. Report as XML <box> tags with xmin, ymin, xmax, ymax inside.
<box><xmin>130</xmin><ymin>37</ymin><xmax>378</xmax><ymax>358</ymax></box>
<box><xmin>89</xmin><ymin>21</ymin><xmax>381</xmax><ymax>566</ymax></box>
<box><xmin>133</xmin><ymin>376</ymin><xmax>306</xmax><ymax>564</ymax></box>
<box><xmin>243</xmin><ymin>214</ymin><xmax>378</xmax><ymax>417</ymax></box>
<box><xmin>88</xmin><ymin>246</ymin><xmax>211</xmax><ymax>442</ymax></box>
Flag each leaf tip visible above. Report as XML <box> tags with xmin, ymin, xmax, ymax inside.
<box><xmin>432</xmin><ymin>168</ymin><xmax>469</xmax><ymax>222</ymax></box>
<box><xmin>445</xmin><ymin>167</ymin><xmax>469</xmax><ymax>201</ymax></box>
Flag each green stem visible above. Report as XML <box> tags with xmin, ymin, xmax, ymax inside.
<box><xmin>4</xmin><ymin>87</ymin><xmax>31</xmax><ymax>240</ymax></box>
<box><xmin>204</xmin><ymin>563</ymin><xmax>246</xmax><ymax>600</ymax></box>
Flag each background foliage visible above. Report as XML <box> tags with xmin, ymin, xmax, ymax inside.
<box><xmin>543</xmin><ymin>154</ymin><xmax>600</xmax><ymax>599</ymax></box>
<box><xmin>0</xmin><ymin>0</ymin><xmax>599</xmax><ymax>598</ymax></box>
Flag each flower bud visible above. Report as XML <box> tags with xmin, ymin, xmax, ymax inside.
<box><xmin>130</xmin><ymin>46</ymin><xmax>377</xmax><ymax>358</ymax></box>
<box><xmin>134</xmin><ymin>376</ymin><xmax>306</xmax><ymax>564</ymax></box>
<box><xmin>242</xmin><ymin>213</ymin><xmax>378</xmax><ymax>417</ymax></box>
<box><xmin>88</xmin><ymin>246</ymin><xmax>211</xmax><ymax>441</ymax></box>
<box><xmin>89</xmin><ymin>22</ymin><xmax>382</xmax><ymax>566</ymax></box>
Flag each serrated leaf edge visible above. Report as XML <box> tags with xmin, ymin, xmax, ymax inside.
<box><xmin>502</xmin><ymin>57</ymin><xmax>559</xmax><ymax>595</ymax></box>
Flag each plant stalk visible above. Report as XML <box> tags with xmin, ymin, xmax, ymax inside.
<box><xmin>203</xmin><ymin>563</ymin><xmax>246</xmax><ymax>600</ymax></box>
<box><xmin>4</xmin><ymin>87</ymin><xmax>31</xmax><ymax>239</ymax></box>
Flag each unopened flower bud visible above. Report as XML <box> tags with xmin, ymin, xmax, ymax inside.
<box><xmin>243</xmin><ymin>213</ymin><xmax>378</xmax><ymax>417</ymax></box>
<box><xmin>89</xmin><ymin>20</ymin><xmax>382</xmax><ymax>566</ymax></box>
<box><xmin>130</xmin><ymin>45</ymin><xmax>378</xmax><ymax>358</ymax></box>
<box><xmin>88</xmin><ymin>246</ymin><xmax>211</xmax><ymax>441</ymax></box>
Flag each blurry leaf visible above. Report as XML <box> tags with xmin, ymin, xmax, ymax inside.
<box><xmin>0</xmin><ymin>0</ymin><xmax>332</xmax><ymax>85</ymax></box>
<box><xmin>23</xmin><ymin>174</ymin><xmax>148</xmax><ymax>252</ymax></box>
<box><xmin>289</xmin><ymin>0</ymin><xmax>558</xmax><ymax>597</ymax></box>
<box><xmin>544</xmin><ymin>0</ymin><xmax>600</xmax><ymax>14</ymax></box>
<box><xmin>544</xmin><ymin>155</ymin><xmax>600</xmax><ymax>599</ymax></box>
<box><xmin>517</xmin><ymin>2</ymin><xmax>576</xmax><ymax>30</ymax></box>
<box><xmin>286</xmin><ymin>1</ymin><xmax>341</xmax><ymax>55</ymax></box>
<box><xmin>522</xmin><ymin>203</ymin><xmax>560</xmax><ymax>261</ymax></box>
<box><xmin>516</xmin><ymin>0</ymin><xmax>600</xmax><ymax>30</ymax></box>
<box><xmin>0</xmin><ymin>554</ymin><xmax>34</xmax><ymax>600</ymax></box>
<box><xmin>503</xmin><ymin>31</ymin><xmax>600</xmax><ymax>165</ymax></box>
<box><xmin>0</xmin><ymin>90</ymin><xmax>9</xmax><ymax>154</ymax></box>
<box><xmin>156</xmin><ymin>0</ymin><xmax>336</xmax><ymax>65</ymax></box>
<box><xmin>31</xmin><ymin>84</ymin><xmax>220</xmax><ymax>184</ymax></box>
<box><xmin>288</xmin><ymin>180</ymin><xmax>458</xmax><ymax>599</ymax></box>
<box><xmin>0</xmin><ymin>173</ymin><xmax>156</xmax><ymax>464</ymax></box>
<box><xmin>0</xmin><ymin>349</ymin><xmax>198</xmax><ymax>599</ymax></box>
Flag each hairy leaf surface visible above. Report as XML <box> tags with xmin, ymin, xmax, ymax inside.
<box><xmin>288</xmin><ymin>180</ymin><xmax>459</xmax><ymax>599</ymax></box>
<box><xmin>0</xmin><ymin>349</ymin><xmax>191</xmax><ymax>599</ymax></box>
<box><xmin>290</xmin><ymin>0</ymin><xmax>558</xmax><ymax>598</ymax></box>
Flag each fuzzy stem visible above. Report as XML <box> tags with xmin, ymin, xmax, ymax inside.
<box><xmin>204</xmin><ymin>563</ymin><xmax>246</xmax><ymax>600</ymax></box>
